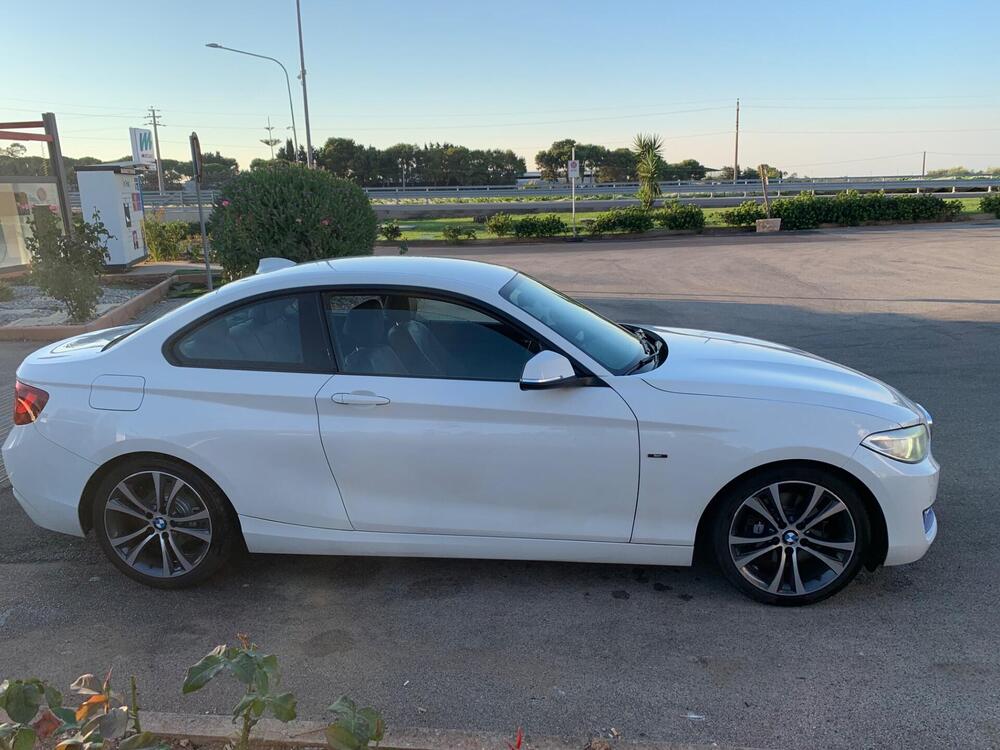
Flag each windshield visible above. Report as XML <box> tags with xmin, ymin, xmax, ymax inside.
<box><xmin>500</xmin><ymin>274</ymin><xmax>645</xmax><ymax>374</ymax></box>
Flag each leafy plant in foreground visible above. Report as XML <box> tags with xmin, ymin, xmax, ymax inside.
<box><xmin>0</xmin><ymin>672</ymin><xmax>163</xmax><ymax>750</ymax></box>
<box><xmin>183</xmin><ymin>635</ymin><xmax>297</xmax><ymax>750</ymax></box>
<box><xmin>325</xmin><ymin>696</ymin><xmax>385</xmax><ymax>750</ymax></box>
<box><xmin>0</xmin><ymin>677</ymin><xmax>66</xmax><ymax>750</ymax></box>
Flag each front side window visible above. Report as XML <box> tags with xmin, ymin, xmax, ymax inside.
<box><xmin>324</xmin><ymin>292</ymin><xmax>539</xmax><ymax>380</ymax></box>
<box><xmin>500</xmin><ymin>274</ymin><xmax>644</xmax><ymax>374</ymax></box>
<box><xmin>173</xmin><ymin>295</ymin><xmax>306</xmax><ymax>368</ymax></box>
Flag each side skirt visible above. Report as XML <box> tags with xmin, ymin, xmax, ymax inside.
<box><xmin>239</xmin><ymin>516</ymin><xmax>694</xmax><ymax>567</ymax></box>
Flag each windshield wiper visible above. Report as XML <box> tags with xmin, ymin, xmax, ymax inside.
<box><xmin>624</xmin><ymin>327</ymin><xmax>662</xmax><ymax>374</ymax></box>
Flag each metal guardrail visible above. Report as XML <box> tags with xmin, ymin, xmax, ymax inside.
<box><xmin>68</xmin><ymin>190</ymin><xmax>220</xmax><ymax>209</ymax></box>
<box><xmin>67</xmin><ymin>175</ymin><xmax>999</xmax><ymax>209</ymax></box>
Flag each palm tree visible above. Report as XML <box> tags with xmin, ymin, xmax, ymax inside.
<box><xmin>633</xmin><ymin>133</ymin><xmax>664</xmax><ymax>209</ymax></box>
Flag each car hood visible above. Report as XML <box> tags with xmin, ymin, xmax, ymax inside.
<box><xmin>641</xmin><ymin>326</ymin><xmax>921</xmax><ymax>426</ymax></box>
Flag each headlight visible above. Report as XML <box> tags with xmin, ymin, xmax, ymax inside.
<box><xmin>862</xmin><ymin>424</ymin><xmax>929</xmax><ymax>463</ymax></box>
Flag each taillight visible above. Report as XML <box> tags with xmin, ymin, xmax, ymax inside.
<box><xmin>14</xmin><ymin>380</ymin><xmax>48</xmax><ymax>425</ymax></box>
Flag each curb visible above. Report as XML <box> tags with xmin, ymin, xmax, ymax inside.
<box><xmin>141</xmin><ymin>712</ymin><xmax>754</xmax><ymax>750</ymax></box>
<box><xmin>0</xmin><ymin>275</ymin><xmax>175</xmax><ymax>342</ymax></box>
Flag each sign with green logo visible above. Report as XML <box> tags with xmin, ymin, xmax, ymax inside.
<box><xmin>129</xmin><ymin>127</ymin><xmax>156</xmax><ymax>167</ymax></box>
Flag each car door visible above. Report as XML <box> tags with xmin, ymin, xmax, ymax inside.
<box><xmin>314</xmin><ymin>290</ymin><xmax>640</xmax><ymax>542</ymax></box>
<box><xmin>163</xmin><ymin>291</ymin><xmax>352</xmax><ymax>530</ymax></box>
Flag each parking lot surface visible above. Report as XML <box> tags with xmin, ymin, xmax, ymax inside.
<box><xmin>2</xmin><ymin>223</ymin><xmax>999</xmax><ymax>749</ymax></box>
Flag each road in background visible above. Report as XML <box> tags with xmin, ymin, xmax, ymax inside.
<box><xmin>2</xmin><ymin>223</ymin><xmax>999</xmax><ymax>748</ymax></box>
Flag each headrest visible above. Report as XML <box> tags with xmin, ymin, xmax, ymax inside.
<box><xmin>343</xmin><ymin>298</ymin><xmax>386</xmax><ymax>346</ymax></box>
<box><xmin>384</xmin><ymin>295</ymin><xmax>413</xmax><ymax>327</ymax></box>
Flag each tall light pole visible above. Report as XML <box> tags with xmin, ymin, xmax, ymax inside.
<box><xmin>295</xmin><ymin>0</ymin><xmax>314</xmax><ymax>167</ymax></box>
<box><xmin>733</xmin><ymin>98</ymin><xmax>740</xmax><ymax>185</ymax></box>
<box><xmin>205</xmin><ymin>42</ymin><xmax>299</xmax><ymax>158</ymax></box>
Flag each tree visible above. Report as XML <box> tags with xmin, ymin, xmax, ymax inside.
<box><xmin>719</xmin><ymin>165</ymin><xmax>782</xmax><ymax>181</ymax></box>
<box><xmin>4</xmin><ymin>143</ymin><xmax>27</xmax><ymax>158</ymax></box>
<box><xmin>276</xmin><ymin>138</ymin><xmax>298</xmax><ymax>162</ymax></box>
<box><xmin>661</xmin><ymin>159</ymin><xmax>707</xmax><ymax>181</ymax></box>
<box><xmin>535</xmin><ymin>139</ymin><xmax>577</xmax><ymax>181</ymax></box>
<box><xmin>633</xmin><ymin>133</ymin><xmax>664</xmax><ymax>209</ymax></box>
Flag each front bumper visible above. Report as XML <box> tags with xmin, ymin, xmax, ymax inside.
<box><xmin>3</xmin><ymin>424</ymin><xmax>95</xmax><ymax>537</ymax></box>
<box><xmin>850</xmin><ymin>444</ymin><xmax>939</xmax><ymax>566</ymax></box>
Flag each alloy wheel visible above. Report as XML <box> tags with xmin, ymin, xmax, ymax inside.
<box><xmin>728</xmin><ymin>481</ymin><xmax>857</xmax><ymax>597</ymax></box>
<box><xmin>102</xmin><ymin>471</ymin><xmax>213</xmax><ymax>578</ymax></box>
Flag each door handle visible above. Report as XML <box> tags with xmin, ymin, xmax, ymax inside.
<box><xmin>331</xmin><ymin>392</ymin><xmax>390</xmax><ymax>406</ymax></box>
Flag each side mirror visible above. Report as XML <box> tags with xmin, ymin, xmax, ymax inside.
<box><xmin>520</xmin><ymin>351</ymin><xmax>577</xmax><ymax>390</ymax></box>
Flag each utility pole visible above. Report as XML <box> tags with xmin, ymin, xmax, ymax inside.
<box><xmin>145</xmin><ymin>106</ymin><xmax>165</xmax><ymax>194</ymax></box>
<box><xmin>260</xmin><ymin>116</ymin><xmax>280</xmax><ymax>159</ymax></box>
<box><xmin>733</xmin><ymin>98</ymin><xmax>740</xmax><ymax>185</ymax></box>
<box><xmin>922</xmin><ymin>151</ymin><xmax>927</xmax><ymax>177</ymax></box>
<box><xmin>295</xmin><ymin>0</ymin><xmax>314</xmax><ymax>167</ymax></box>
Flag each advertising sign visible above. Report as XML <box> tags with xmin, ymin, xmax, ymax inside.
<box><xmin>129</xmin><ymin>127</ymin><xmax>156</xmax><ymax>167</ymax></box>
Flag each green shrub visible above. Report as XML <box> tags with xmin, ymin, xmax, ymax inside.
<box><xmin>980</xmin><ymin>194</ymin><xmax>1000</xmax><ymax>217</ymax></box>
<box><xmin>209</xmin><ymin>162</ymin><xmax>377</xmax><ymax>278</ymax></box>
<box><xmin>0</xmin><ymin>280</ymin><xmax>13</xmax><ymax>302</ymax></box>
<box><xmin>143</xmin><ymin>210</ymin><xmax>190</xmax><ymax>261</ymax></box>
<box><xmin>442</xmin><ymin>225</ymin><xmax>476</xmax><ymax>244</ymax></box>
<box><xmin>378</xmin><ymin>219</ymin><xmax>402</xmax><ymax>241</ymax></box>
<box><xmin>655</xmin><ymin>202</ymin><xmax>705</xmax><ymax>231</ymax></box>
<box><xmin>26</xmin><ymin>209</ymin><xmax>110</xmax><ymax>322</ymax></box>
<box><xmin>485</xmin><ymin>212</ymin><xmax>514</xmax><ymax>237</ymax></box>
<box><xmin>589</xmin><ymin>207</ymin><xmax>654</xmax><ymax>235</ymax></box>
<box><xmin>768</xmin><ymin>191</ymin><xmax>963</xmax><ymax>230</ymax></box>
<box><xmin>721</xmin><ymin>201</ymin><xmax>767</xmax><ymax>226</ymax></box>
<box><xmin>512</xmin><ymin>215</ymin><xmax>567</xmax><ymax>238</ymax></box>
<box><xmin>770</xmin><ymin>192</ymin><xmax>824</xmax><ymax>230</ymax></box>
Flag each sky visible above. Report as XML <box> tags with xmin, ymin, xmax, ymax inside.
<box><xmin>4</xmin><ymin>0</ymin><xmax>1000</xmax><ymax>177</ymax></box>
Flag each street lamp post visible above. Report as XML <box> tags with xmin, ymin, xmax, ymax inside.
<box><xmin>295</xmin><ymin>0</ymin><xmax>314</xmax><ymax>168</ymax></box>
<box><xmin>205</xmin><ymin>42</ymin><xmax>299</xmax><ymax>158</ymax></box>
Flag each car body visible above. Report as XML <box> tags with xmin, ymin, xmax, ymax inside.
<box><xmin>3</xmin><ymin>256</ymin><xmax>939</xmax><ymax>604</ymax></box>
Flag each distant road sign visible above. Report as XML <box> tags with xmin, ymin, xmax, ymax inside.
<box><xmin>567</xmin><ymin>159</ymin><xmax>580</xmax><ymax>179</ymax></box>
<box><xmin>189</xmin><ymin>132</ymin><xmax>203</xmax><ymax>184</ymax></box>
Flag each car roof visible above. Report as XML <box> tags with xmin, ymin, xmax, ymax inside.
<box><xmin>217</xmin><ymin>255</ymin><xmax>518</xmax><ymax>298</ymax></box>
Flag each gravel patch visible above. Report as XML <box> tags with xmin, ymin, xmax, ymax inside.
<box><xmin>0</xmin><ymin>284</ymin><xmax>144</xmax><ymax>327</ymax></box>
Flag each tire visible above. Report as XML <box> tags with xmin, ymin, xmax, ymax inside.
<box><xmin>92</xmin><ymin>456</ymin><xmax>237</xmax><ymax>588</ymax></box>
<box><xmin>712</xmin><ymin>465</ymin><xmax>870</xmax><ymax>606</ymax></box>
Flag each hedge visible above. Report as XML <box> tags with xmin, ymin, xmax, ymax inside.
<box><xmin>209</xmin><ymin>162</ymin><xmax>377</xmax><ymax>278</ymax></box>
<box><xmin>721</xmin><ymin>201</ymin><xmax>767</xmax><ymax>227</ymax></box>
<box><xmin>588</xmin><ymin>207</ymin><xmax>654</xmax><ymax>235</ymax></box>
<box><xmin>722</xmin><ymin>191</ymin><xmax>963</xmax><ymax>229</ymax></box>
<box><xmin>512</xmin><ymin>215</ymin><xmax>567</xmax><ymax>238</ymax></box>
<box><xmin>654</xmin><ymin>203</ymin><xmax>705</xmax><ymax>231</ymax></box>
<box><xmin>981</xmin><ymin>194</ymin><xmax>1000</xmax><ymax>218</ymax></box>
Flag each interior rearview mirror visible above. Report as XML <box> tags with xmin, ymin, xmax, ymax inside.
<box><xmin>520</xmin><ymin>351</ymin><xmax>577</xmax><ymax>390</ymax></box>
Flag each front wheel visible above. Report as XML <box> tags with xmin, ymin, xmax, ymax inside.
<box><xmin>712</xmin><ymin>466</ymin><xmax>871</xmax><ymax>606</ymax></box>
<box><xmin>92</xmin><ymin>457</ymin><xmax>237</xmax><ymax>588</ymax></box>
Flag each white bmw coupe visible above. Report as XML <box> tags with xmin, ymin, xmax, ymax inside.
<box><xmin>4</xmin><ymin>256</ymin><xmax>938</xmax><ymax>604</ymax></box>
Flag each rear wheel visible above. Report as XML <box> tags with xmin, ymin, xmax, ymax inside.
<box><xmin>92</xmin><ymin>457</ymin><xmax>236</xmax><ymax>588</ymax></box>
<box><xmin>713</xmin><ymin>466</ymin><xmax>870</xmax><ymax>605</ymax></box>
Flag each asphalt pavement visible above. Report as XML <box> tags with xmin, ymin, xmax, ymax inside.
<box><xmin>2</xmin><ymin>223</ymin><xmax>999</xmax><ymax>749</ymax></box>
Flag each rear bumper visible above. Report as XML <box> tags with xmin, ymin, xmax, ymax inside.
<box><xmin>3</xmin><ymin>424</ymin><xmax>94</xmax><ymax>537</ymax></box>
<box><xmin>851</xmin><ymin>444</ymin><xmax>939</xmax><ymax>566</ymax></box>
